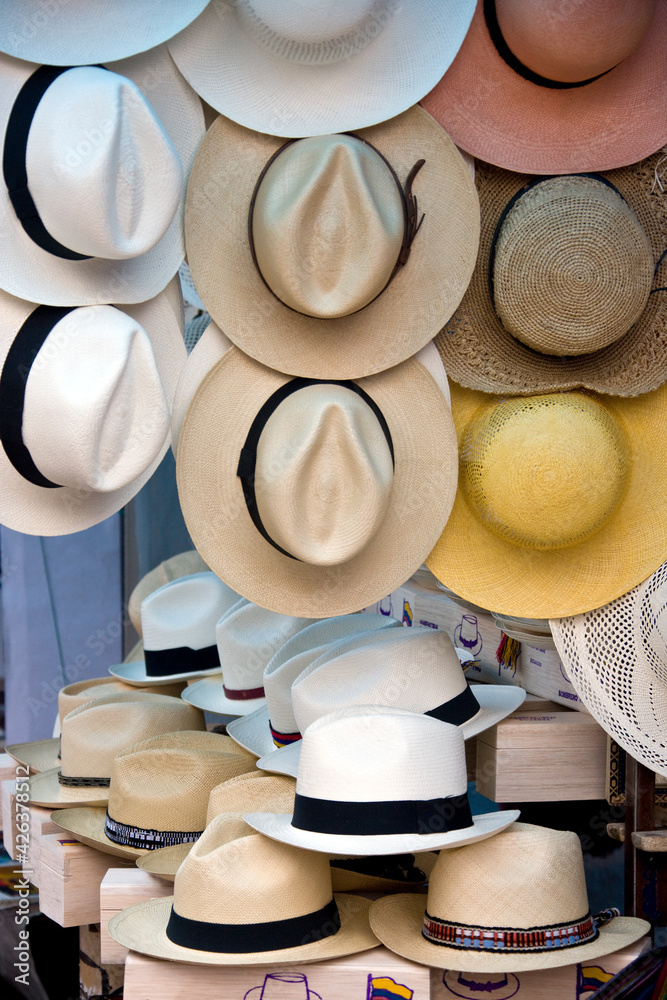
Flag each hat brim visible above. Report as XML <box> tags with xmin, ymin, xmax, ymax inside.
<box><xmin>0</xmin><ymin>279</ymin><xmax>186</xmax><ymax>535</ymax></box>
<box><xmin>435</xmin><ymin>156</ymin><xmax>667</xmax><ymax>397</ymax></box>
<box><xmin>421</xmin><ymin>1</ymin><xmax>667</xmax><ymax>175</ymax></box>
<box><xmin>181</xmin><ymin>678</ymin><xmax>266</xmax><ymax>717</ymax></box>
<box><xmin>108</xmin><ymin>661</ymin><xmax>221</xmax><ymax>687</ymax></box>
<box><xmin>51</xmin><ymin>806</ymin><xmax>151</xmax><ymax>860</ymax></box>
<box><xmin>0</xmin><ymin>47</ymin><xmax>204</xmax><ymax>305</ymax></box>
<box><xmin>426</xmin><ymin>380</ymin><xmax>667</xmax><ymax>618</ymax></box>
<box><xmin>184</xmin><ymin>106</ymin><xmax>479</xmax><ymax>380</ymax></box>
<box><xmin>177</xmin><ymin>348</ymin><xmax>458</xmax><ymax>617</ymax></box>
<box><xmin>226</xmin><ymin>705</ymin><xmax>275</xmax><ymax>758</ymax></box>
<box><xmin>6</xmin><ymin>738</ymin><xmax>60</xmax><ymax>774</ymax></box>
<box><xmin>369</xmin><ymin>894</ymin><xmax>649</xmax><ymax>972</ymax></box>
<box><xmin>108</xmin><ymin>892</ymin><xmax>378</xmax><ymax>966</ymax></box>
<box><xmin>28</xmin><ymin>768</ymin><xmax>109</xmax><ymax>809</ymax></box>
<box><xmin>171</xmin><ymin>321</ymin><xmax>233</xmax><ymax>456</ymax></box>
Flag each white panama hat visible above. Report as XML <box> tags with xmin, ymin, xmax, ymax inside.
<box><xmin>0</xmin><ymin>46</ymin><xmax>204</xmax><ymax>305</ymax></box>
<box><xmin>0</xmin><ymin>279</ymin><xmax>185</xmax><ymax>536</ymax></box>
<box><xmin>110</xmin><ymin>572</ymin><xmax>242</xmax><ymax>686</ymax></box>
<box><xmin>182</xmin><ymin>603</ymin><xmax>319</xmax><ymax>717</ymax></box>
<box><xmin>257</xmin><ymin>626</ymin><xmax>526</xmax><ymax>777</ymax></box>
<box><xmin>245</xmin><ymin>705</ymin><xmax>520</xmax><ymax>855</ymax></box>
<box><xmin>227</xmin><ymin>613</ymin><xmax>401</xmax><ymax>756</ymax></box>
<box><xmin>169</xmin><ymin>0</ymin><xmax>476</xmax><ymax>137</ymax></box>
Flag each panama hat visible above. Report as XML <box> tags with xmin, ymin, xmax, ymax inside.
<box><xmin>27</xmin><ymin>693</ymin><xmax>205</xmax><ymax>809</ymax></box>
<box><xmin>128</xmin><ymin>550</ymin><xmax>208</xmax><ymax>636</ymax></box>
<box><xmin>436</xmin><ymin>160</ymin><xmax>667</xmax><ymax>397</ymax></box>
<box><xmin>492</xmin><ymin>615</ymin><xmax>556</xmax><ymax>650</ymax></box>
<box><xmin>551</xmin><ymin>560</ymin><xmax>667</xmax><ymax>778</ymax></box>
<box><xmin>422</xmin><ymin>0</ymin><xmax>667</xmax><ymax>175</ymax></box>
<box><xmin>169</xmin><ymin>1</ymin><xmax>475</xmax><ymax>137</ymax></box>
<box><xmin>109</xmin><ymin>813</ymin><xmax>379</xmax><ymax>966</ymax></box>
<box><xmin>257</xmin><ymin>627</ymin><xmax>526</xmax><ymax>778</ymax></box>
<box><xmin>185</xmin><ymin>106</ymin><xmax>479</xmax><ymax>380</ymax></box>
<box><xmin>0</xmin><ymin>279</ymin><xmax>185</xmax><ymax>536</ymax></box>
<box><xmin>227</xmin><ymin>613</ymin><xmax>399</xmax><ymax>757</ymax></box>
<box><xmin>246</xmin><ymin>706</ymin><xmax>519</xmax><ymax>855</ymax></box>
<box><xmin>177</xmin><ymin>340</ymin><xmax>458</xmax><ymax>617</ymax></box>
<box><xmin>171</xmin><ymin>320</ymin><xmax>232</xmax><ymax>454</ymax></box>
<box><xmin>51</xmin><ymin>731</ymin><xmax>258</xmax><ymax>860</ymax></box>
<box><xmin>369</xmin><ymin>822</ymin><xmax>649</xmax><ymax>971</ymax></box>
<box><xmin>426</xmin><ymin>379</ymin><xmax>667</xmax><ymax>619</ymax></box>
<box><xmin>110</xmin><ymin>572</ymin><xmax>242</xmax><ymax>686</ymax></box>
<box><xmin>0</xmin><ymin>46</ymin><xmax>204</xmax><ymax>305</ymax></box>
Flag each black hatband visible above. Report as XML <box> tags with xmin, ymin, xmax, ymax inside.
<box><xmin>425</xmin><ymin>685</ymin><xmax>481</xmax><ymax>727</ymax></box>
<box><xmin>291</xmin><ymin>791</ymin><xmax>473</xmax><ymax>837</ymax></box>
<box><xmin>143</xmin><ymin>643</ymin><xmax>219</xmax><ymax>678</ymax></box>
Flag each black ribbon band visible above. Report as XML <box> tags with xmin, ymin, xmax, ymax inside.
<box><xmin>3</xmin><ymin>65</ymin><xmax>93</xmax><ymax>260</ymax></box>
<box><xmin>292</xmin><ymin>791</ymin><xmax>473</xmax><ymax>837</ymax></box>
<box><xmin>143</xmin><ymin>643</ymin><xmax>219</xmax><ymax>678</ymax></box>
<box><xmin>166</xmin><ymin>896</ymin><xmax>340</xmax><ymax>954</ymax></box>
<box><xmin>104</xmin><ymin>812</ymin><xmax>202</xmax><ymax>850</ymax></box>
<box><xmin>330</xmin><ymin>853</ymin><xmax>427</xmax><ymax>883</ymax></box>
<box><xmin>58</xmin><ymin>772</ymin><xmax>110</xmax><ymax>788</ymax></box>
<box><xmin>425</xmin><ymin>684</ymin><xmax>481</xmax><ymax>727</ymax></box>
<box><xmin>0</xmin><ymin>304</ymin><xmax>74</xmax><ymax>488</ymax></box>
<box><xmin>237</xmin><ymin>377</ymin><xmax>394</xmax><ymax>560</ymax></box>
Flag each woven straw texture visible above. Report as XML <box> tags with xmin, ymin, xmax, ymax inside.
<box><xmin>5</xmin><ymin>737</ymin><xmax>61</xmax><ymax>775</ymax></box>
<box><xmin>184</xmin><ymin>106</ymin><xmax>479</xmax><ymax>379</ymax></box>
<box><xmin>436</xmin><ymin>155</ymin><xmax>667</xmax><ymax>396</ymax></box>
<box><xmin>128</xmin><ymin>550</ymin><xmax>208</xmax><ymax>634</ymax></box>
<box><xmin>58</xmin><ymin>677</ymin><xmax>187</xmax><ymax>721</ymax></box>
<box><xmin>421</xmin><ymin>0</ymin><xmax>667</xmax><ymax>175</ymax></box>
<box><xmin>551</xmin><ymin>560</ymin><xmax>667</xmax><ymax>777</ymax></box>
<box><xmin>171</xmin><ymin>321</ymin><xmax>233</xmax><ymax>455</ymax></box>
<box><xmin>426</xmin><ymin>380</ymin><xmax>667</xmax><ymax>618</ymax></box>
<box><xmin>370</xmin><ymin>823</ymin><xmax>649</xmax><ymax>971</ymax></box>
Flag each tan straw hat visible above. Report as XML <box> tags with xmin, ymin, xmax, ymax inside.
<box><xmin>436</xmin><ymin>159</ymin><xmax>667</xmax><ymax>397</ymax></box>
<box><xmin>369</xmin><ymin>822</ymin><xmax>649</xmax><ymax>971</ymax></box>
<box><xmin>51</xmin><ymin>731</ymin><xmax>258</xmax><ymax>860</ymax></box>
<box><xmin>426</xmin><ymin>380</ymin><xmax>667</xmax><ymax>618</ymax></box>
<box><xmin>128</xmin><ymin>550</ymin><xmax>208</xmax><ymax>636</ymax></box>
<box><xmin>422</xmin><ymin>0</ymin><xmax>667</xmax><ymax>175</ymax></box>
<box><xmin>27</xmin><ymin>692</ymin><xmax>205</xmax><ymax>809</ymax></box>
<box><xmin>176</xmin><ymin>343</ymin><xmax>458</xmax><ymax>617</ymax></box>
<box><xmin>171</xmin><ymin>320</ymin><xmax>233</xmax><ymax>454</ymax></box>
<box><xmin>184</xmin><ymin>106</ymin><xmax>479</xmax><ymax>379</ymax></box>
<box><xmin>551</xmin><ymin>560</ymin><xmax>667</xmax><ymax>778</ymax></box>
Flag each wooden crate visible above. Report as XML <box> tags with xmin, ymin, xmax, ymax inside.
<box><xmin>39</xmin><ymin>834</ymin><xmax>135</xmax><ymax>928</ymax></box>
<box><xmin>476</xmin><ymin>709</ymin><xmax>607</xmax><ymax>802</ymax></box>
<box><xmin>1</xmin><ymin>778</ymin><xmax>60</xmax><ymax>882</ymax></box>
<box><xmin>100</xmin><ymin>867</ymin><xmax>173</xmax><ymax>964</ymax></box>
<box><xmin>0</xmin><ymin>752</ymin><xmax>21</xmax><ymax>831</ymax></box>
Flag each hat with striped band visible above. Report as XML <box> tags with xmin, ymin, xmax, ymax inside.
<box><xmin>51</xmin><ymin>730</ymin><xmax>258</xmax><ymax>860</ymax></box>
<box><xmin>369</xmin><ymin>822</ymin><xmax>649</xmax><ymax>971</ymax></box>
<box><xmin>128</xmin><ymin>550</ymin><xmax>208</xmax><ymax>637</ymax></box>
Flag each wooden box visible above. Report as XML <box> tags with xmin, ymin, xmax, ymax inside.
<box><xmin>476</xmin><ymin>708</ymin><xmax>607</xmax><ymax>802</ymax></box>
<box><xmin>38</xmin><ymin>834</ymin><xmax>135</xmax><ymax>928</ymax></box>
<box><xmin>123</xmin><ymin>945</ymin><xmax>429</xmax><ymax>1000</ymax></box>
<box><xmin>0</xmin><ymin>752</ymin><xmax>21</xmax><ymax>831</ymax></box>
<box><xmin>1</xmin><ymin>778</ymin><xmax>60</xmax><ymax>881</ymax></box>
<box><xmin>100</xmin><ymin>867</ymin><xmax>173</xmax><ymax>963</ymax></box>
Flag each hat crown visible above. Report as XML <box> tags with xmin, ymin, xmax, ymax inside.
<box><xmin>22</xmin><ymin>305</ymin><xmax>170</xmax><ymax>492</ymax></box>
<box><xmin>217</xmin><ymin>602</ymin><xmax>314</xmax><ymax>694</ymax></box>
<box><xmin>493</xmin><ymin>176</ymin><xmax>653</xmax><ymax>356</ymax></box>
<box><xmin>141</xmin><ymin>571</ymin><xmax>239</xmax><ymax>653</ymax></box>
<box><xmin>27</xmin><ymin>66</ymin><xmax>182</xmax><ymax>259</ymax></box>
<box><xmin>207</xmin><ymin>773</ymin><xmax>295</xmax><ymax>825</ymax></box>
<box><xmin>255</xmin><ymin>383</ymin><xmax>394</xmax><ymax>566</ymax></box>
<box><xmin>461</xmin><ymin>393</ymin><xmax>628</xmax><ymax>551</ymax></box>
<box><xmin>252</xmin><ymin>134</ymin><xmax>404</xmax><ymax>319</ymax></box>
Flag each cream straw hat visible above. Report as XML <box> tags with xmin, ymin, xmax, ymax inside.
<box><xmin>52</xmin><ymin>731</ymin><xmax>258</xmax><ymax>860</ymax></box>
<box><xmin>227</xmin><ymin>613</ymin><xmax>400</xmax><ymax>757</ymax></box>
<box><xmin>177</xmin><ymin>343</ymin><xmax>458</xmax><ymax>617</ymax></box>
<box><xmin>426</xmin><ymin>380</ymin><xmax>667</xmax><ymax>619</ymax></box>
<box><xmin>258</xmin><ymin>627</ymin><xmax>525</xmax><ymax>778</ymax></box>
<box><xmin>0</xmin><ymin>279</ymin><xmax>185</xmax><ymax>536</ymax></box>
<box><xmin>182</xmin><ymin>603</ymin><xmax>317</xmax><ymax>717</ymax></box>
<box><xmin>169</xmin><ymin>1</ymin><xmax>475</xmax><ymax>137</ymax></box>
<box><xmin>369</xmin><ymin>823</ymin><xmax>649</xmax><ymax>971</ymax></box>
<box><xmin>185</xmin><ymin>107</ymin><xmax>479</xmax><ymax>380</ymax></box>
<box><xmin>110</xmin><ymin>572</ymin><xmax>242</xmax><ymax>686</ymax></box>
<box><xmin>27</xmin><ymin>693</ymin><xmax>204</xmax><ymax>808</ymax></box>
<box><xmin>171</xmin><ymin>320</ymin><xmax>232</xmax><ymax>455</ymax></box>
<box><xmin>551</xmin><ymin>560</ymin><xmax>667</xmax><ymax>778</ymax></box>
<box><xmin>0</xmin><ymin>47</ymin><xmax>204</xmax><ymax>305</ymax></box>
<box><xmin>246</xmin><ymin>706</ymin><xmax>519</xmax><ymax>855</ymax></box>
<box><xmin>128</xmin><ymin>550</ymin><xmax>208</xmax><ymax>636</ymax></box>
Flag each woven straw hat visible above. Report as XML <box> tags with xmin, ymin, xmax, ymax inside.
<box><xmin>0</xmin><ymin>47</ymin><xmax>204</xmax><ymax>305</ymax></box>
<box><xmin>27</xmin><ymin>693</ymin><xmax>205</xmax><ymax>808</ymax></box>
<box><xmin>422</xmin><ymin>0</ymin><xmax>667</xmax><ymax>175</ymax></box>
<box><xmin>51</xmin><ymin>731</ymin><xmax>258</xmax><ymax>860</ymax></box>
<box><xmin>227</xmin><ymin>613</ymin><xmax>399</xmax><ymax>757</ymax></box>
<box><xmin>0</xmin><ymin>279</ymin><xmax>185</xmax><ymax>536</ymax></box>
<box><xmin>171</xmin><ymin>321</ymin><xmax>233</xmax><ymax>455</ymax></box>
<box><xmin>426</xmin><ymin>380</ymin><xmax>667</xmax><ymax>618</ymax></box>
<box><xmin>492</xmin><ymin>615</ymin><xmax>556</xmax><ymax>650</ymax></box>
<box><xmin>177</xmin><ymin>343</ymin><xmax>458</xmax><ymax>617</ymax></box>
<box><xmin>258</xmin><ymin>627</ymin><xmax>526</xmax><ymax>778</ymax></box>
<box><xmin>169</xmin><ymin>1</ymin><xmax>475</xmax><ymax>137</ymax></box>
<box><xmin>109</xmin><ymin>813</ymin><xmax>379</xmax><ymax>965</ymax></box>
<box><xmin>551</xmin><ymin>560</ymin><xmax>667</xmax><ymax>778</ymax></box>
<box><xmin>436</xmin><ymin>160</ymin><xmax>667</xmax><ymax>397</ymax></box>
<box><xmin>369</xmin><ymin>822</ymin><xmax>649</xmax><ymax>971</ymax></box>
<box><xmin>128</xmin><ymin>550</ymin><xmax>208</xmax><ymax>636</ymax></box>
<box><xmin>185</xmin><ymin>107</ymin><xmax>478</xmax><ymax>380</ymax></box>
<box><xmin>182</xmin><ymin>603</ymin><xmax>317</xmax><ymax>717</ymax></box>
<box><xmin>110</xmin><ymin>572</ymin><xmax>242</xmax><ymax>686</ymax></box>
<box><xmin>246</xmin><ymin>706</ymin><xmax>519</xmax><ymax>854</ymax></box>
